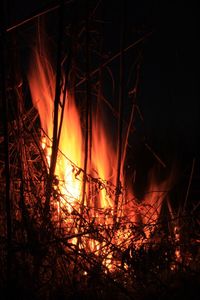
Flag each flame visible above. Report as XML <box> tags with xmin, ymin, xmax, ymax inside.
<box><xmin>28</xmin><ymin>43</ymin><xmax>174</xmax><ymax>271</ymax></box>
<box><xmin>92</xmin><ymin>113</ymin><xmax>117</xmax><ymax>208</ymax></box>
<box><xmin>29</xmin><ymin>48</ymin><xmax>83</xmax><ymax>213</ymax></box>
<box><xmin>125</xmin><ymin>166</ymin><xmax>173</xmax><ymax>235</ymax></box>
<box><xmin>29</xmin><ymin>49</ymin><xmax>55</xmax><ymax>143</ymax></box>
<box><xmin>141</xmin><ymin>167</ymin><xmax>170</xmax><ymax>238</ymax></box>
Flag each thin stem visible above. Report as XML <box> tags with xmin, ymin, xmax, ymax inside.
<box><xmin>45</xmin><ymin>0</ymin><xmax>64</xmax><ymax>213</ymax></box>
<box><xmin>184</xmin><ymin>158</ymin><xmax>196</xmax><ymax>211</ymax></box>
<box><xmin>114</xmin><ymin>0</ymin><xmax>126</xmax><ymax>222</ymax></box>
<box><xmin>81</xmin><ymin>0</ymin><xmax>91</xmax><ymax>209</ymax></box>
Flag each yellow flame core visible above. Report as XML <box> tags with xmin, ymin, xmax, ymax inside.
<box><xmin>57</xmin><ymin>94</ymin><xmax>83</xmax><ymax>209</ymax></box>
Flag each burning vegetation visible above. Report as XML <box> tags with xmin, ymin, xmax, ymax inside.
<box><xmin>0</xmin><ymin>1</ymin><xmax>199</xmax><ymax>299</ymax></box>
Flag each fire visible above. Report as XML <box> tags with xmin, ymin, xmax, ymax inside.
<box><xmin>29</xmin><ymin>48</ymin><xmax>83</xmax><ymax>212</ymax></box>
<box><xmin>28</xmin><ymin>43</ymin><xmax>173</xmax><ymax>271</ymax></box>
<box><xmin>141</xmin><ymin>167</ymin><xmax>171</xmax><ymax>238</ymax></box>
<box><xmin>28</xmin><ymin>45</ymin><xmax>118</xmax><ymax>216</ymax></box>
<box><xmin>56</xmin><ymin>93</ymin><xmax>83</xmax><ymax>206</ymax></box>
<box><xmin>92</xmin><ymin>114</ymin><xmax>117</xmax><ymax>208</ymax></box>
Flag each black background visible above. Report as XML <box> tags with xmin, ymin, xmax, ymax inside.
<box><xmin>5</xmin><ymin>0</ymin><xmax>199</xmax><ymax>166</ymax></box>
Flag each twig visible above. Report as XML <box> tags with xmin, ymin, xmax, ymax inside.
<box><xmin>45</xmin><ymin>1</ymin><xmax>64</xmax><ymax>214</ymax></box>
<box><xmin>81</xmin><ymin>0</ymin><xmax>91</xmax><ymax>209</ymax></box>
<box><xmin>114</xmin><ymin>0</ymin><xmax>126</xmax><ymax>222</ymax></box>
<box><xmin>121</xmin><ymin>62</ymin><xmax>141</xmax><ymax>169</ymax></box>
<box><xmin>183</xmin><ymin>158</ymin><xmax>196</xmax><ymax>211</ymax></box>
<box><xmin>75</xmin><ymin>31</ymin><xmax>152</xmax><ymax>89</ymax></box>
<box><xmin>144</xmin><ymin>142</ymin><xmax>166</xmax><ymax>168</ymax></box>
<box><xmin>6</xmin><ymin>0</ymin><xmax>73</xmax><ymax>33</ymax></box>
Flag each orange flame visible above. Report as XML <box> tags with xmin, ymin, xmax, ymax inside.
<box><xmin>28</xmin><ymin>44</ymin><xmax>173</xmax><ymax>271</ymax></box>
<box><xmin>92</xmin><ymin>113</ymin><xmax>117</xmax><ymax>208</ymax></box>
<box><xmin>141</xmin><ymin>167</ymin><xmax>171</xmax><ymax>238</ymax></box>
<box><xmin>29</xmin><ymin>48</ymin><xmax>83</xmax><ymax>213</ymax></box>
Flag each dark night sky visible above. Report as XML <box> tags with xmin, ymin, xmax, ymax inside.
<box><xmin>139</xmin><ymin>1</ymin><xmax>199</xmax><ymax>157</ymax></box>
<box><xmin>5</xmin><ymin>0</ymin><xmax>199</xmax><ymax>164</ymax></box>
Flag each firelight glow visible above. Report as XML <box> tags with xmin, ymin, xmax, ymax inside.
<box><xmin>28</xmin><ymin>45</ymin><xmax>172</xmax><ymax>270</ymax></box>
